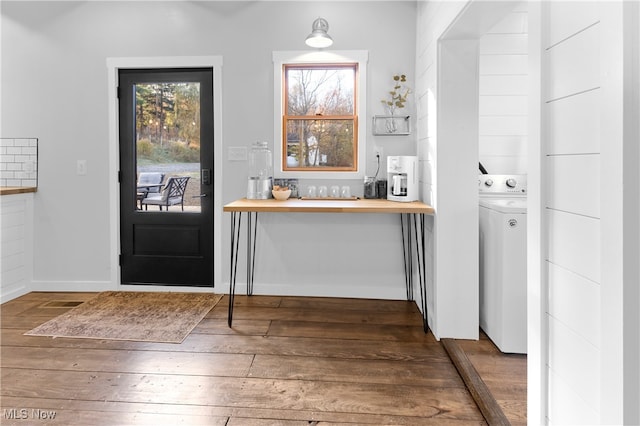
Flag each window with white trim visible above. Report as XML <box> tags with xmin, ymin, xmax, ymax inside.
<box><xmin>273</xmin><ymin>51</ymin><xmax>368</xmax><ymax>179</ymax></box>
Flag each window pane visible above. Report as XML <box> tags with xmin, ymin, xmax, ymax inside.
<box><xmin>135</xmin><ymin>82</ymin><xmax>201</xmax><ymax>213</ymax></box>
<box><xmin>286</xmin><ymin>67</ymin><xmax>355</xmax><ymax>116</ymax></box>
<box><xmin>285</xmin><ymin>119</ymin><xmax>355</xmax><ymax>170</ymax></box>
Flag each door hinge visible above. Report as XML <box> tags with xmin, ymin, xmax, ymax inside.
<box><xmin>119</xmin><ymin>254</ymin><xmax>122</xmax><ymax>266</ymax></box>
<box><xmin>117</xmin><ymin>86</ymin><xmax>121</xmax><ymax>99</ymax></box>
<box><xmin>118</xmin><ymin>170</ymin><xmax>122</xmax><ymax>182</ymax></box>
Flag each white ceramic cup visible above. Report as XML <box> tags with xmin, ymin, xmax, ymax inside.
<box><xmin>318</xmin><ymin>186</ymin><xmax>328</xmax><ymax>198</ymax></box>
<box><xmin>307</xmin><ymin>185</ymin><xmax>317</xmax><ymax>198</ymax></box>
<box><xmin>340</xmin><ymin>186</ymin><xmax>351</xmax><ymax>198</ymax></box>
<box><xmin>330</xmin><ymin>185</ymin><xmax>340</xmax><ymax>198</ymax></box>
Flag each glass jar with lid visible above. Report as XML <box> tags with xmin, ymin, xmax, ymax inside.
<box><xmin>363</xmin><ymin>176</ymin><xmax>377</xmax><ymax>199</ymax></box>
<box><xmin>247</xmin><ymin>141</ymin><xmax>273</xmax><ymax>199</ymax></box>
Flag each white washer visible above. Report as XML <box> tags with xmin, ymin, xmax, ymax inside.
<box><xmin>479</xmin><ymin>175</ymin><xmax>527</xmax><ymax>354</ymax></box>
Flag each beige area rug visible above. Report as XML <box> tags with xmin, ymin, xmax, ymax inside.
<box><xmin>25</xmin><ymin>291</ymin><xmax>223</xmax><ymax>343</ymax></box>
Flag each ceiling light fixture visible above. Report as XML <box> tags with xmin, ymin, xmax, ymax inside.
<box><xmin>305</xmin><ymin>17</ymin><xmax>333</xmax><ymax>49</ymax></box>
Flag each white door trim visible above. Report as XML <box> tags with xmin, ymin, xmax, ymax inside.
<box><xmin>527</xmin><ymin>3</ymin><xmax>546</xmax><ymax>423</ymax></box>
<box><xmin>106</xmin><ymin>56</ymin><xmax>223</xmax><ymax>292</ymax></box>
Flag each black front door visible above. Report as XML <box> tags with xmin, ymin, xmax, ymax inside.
<box><xmin>118</xmin><ymin>68</ymin><xmax>214</xmax><ymax>286</ymax></box>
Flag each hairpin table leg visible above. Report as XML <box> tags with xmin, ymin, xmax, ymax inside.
<box><xmin>228</xmin><ymin>211</ymin><xmax>242</xmax><ymax>327</ymax></box>
<box><xmin>413</xmin><ymin>213</ymin><xmax>429</xmax><ymax>333</ymax></box>
<box><xmin>247</xmin><ymin>212</ymin><xmax>258</xmax><ymax>296</ymax></box>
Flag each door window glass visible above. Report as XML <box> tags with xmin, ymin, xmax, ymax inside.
<box><xmin>135</xmin><ymin>82</ymin><xmax>201</xmax><ymax>213</ymax></box>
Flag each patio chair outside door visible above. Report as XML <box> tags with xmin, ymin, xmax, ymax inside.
<box><xmin>141</xmin><ymin>176</ymin><xmax>190</xmax><ymax>211</ymax></box>
<box><xmin>118</xmin><ymin>68</ymin><xmax>214</xmax><ymax>287</ymax></box>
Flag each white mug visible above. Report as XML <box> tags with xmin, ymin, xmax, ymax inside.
<box><xmin>318</xmin><ymin>186</ymin><xmax>328</xmax><ymax>198</ymax></box>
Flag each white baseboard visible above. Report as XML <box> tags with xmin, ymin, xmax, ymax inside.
<box><xmin>29</xmin><ymin>280</ymin><xmax>115</xmax><ymax>293</ymax></box>
<box><xmin>0</xmin><ymin>283</ymin><xmax>30</xmax><ymax>304</ymax></box>
<box><xmin>222</xmin><ymin>281</ymin><xmax>407</xmax><ymax>300</ymax></box>
<box><xmin>26</xmin><ymin>280</ymin><xmax>408</xmax><ymax>300</ymax></box>
<box><xmin>29</xmin><ymin>280</ymin><xmax>218</xmax><ymax>294</ymax></box>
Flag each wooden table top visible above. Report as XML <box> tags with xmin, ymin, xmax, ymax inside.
<box><xmin>223</xmin><ymin>198</ymin><xmax>434</xmax><ymax>214</ymax></box>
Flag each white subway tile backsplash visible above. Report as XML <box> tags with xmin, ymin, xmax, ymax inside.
<box><xmin>0</xmin><ymin>138</ymin><xmax>38</xmax><ymax>188</ymax></box>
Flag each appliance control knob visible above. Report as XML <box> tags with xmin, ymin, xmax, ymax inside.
<box><xmin>484</xmin><ymin>179</ymin><xmax>493</xmax><ymax>187</ymax></box>
<box><xmin>506</xmin><ymin>178</ymin><xmax>517</xmax><ymax>188</ymax></box>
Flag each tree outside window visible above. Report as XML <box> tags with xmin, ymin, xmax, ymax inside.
<box><xmin>283</xmin><ymin>64</ymin><xmax>357</xmax><ymax>172</ymax></box>
<box><xmin>135</xmin><ymin>82</ymin><xmax>201</xmax><ymax>164</ymax></box>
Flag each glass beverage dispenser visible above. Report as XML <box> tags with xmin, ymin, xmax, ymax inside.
<box><xmin>247</xmin><ymin>141</ymin><xmax>273</xmax><ymax>199</ymax></box>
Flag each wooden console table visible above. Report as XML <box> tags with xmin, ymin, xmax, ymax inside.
<box><xmin>223</xmin><ymin>198</ymin><xmax>434</xmax><ymax>332</ymax></box>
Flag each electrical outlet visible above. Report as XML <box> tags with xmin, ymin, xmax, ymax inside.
<box><xmin>374</xmin><ymin>146</ymin><xmax>383</xmax><ymax>158</ymax></box>
<box><xmin>76</xmin><ymin>160</ymin><xmax>87</xmax><ymax>175</ymax></box>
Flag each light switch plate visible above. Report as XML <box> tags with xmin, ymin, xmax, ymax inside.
<box><xmin>228</xmin><ymin>146</ymin><xmax>247</xmax><ymax>161</ymax></box>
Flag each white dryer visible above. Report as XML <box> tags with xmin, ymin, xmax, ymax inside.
<box><xmin>478</xmin><ymin>175</ymin><xmax>527</xmax><ymax>354</ymax></box>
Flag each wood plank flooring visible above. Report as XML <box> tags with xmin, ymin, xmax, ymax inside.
<box><xmin>1</xmin><ymin>292</ymin><xmax>525</xmax><ymax>425</ymax></box>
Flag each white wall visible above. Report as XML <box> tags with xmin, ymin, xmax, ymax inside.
<box><xmin>544</xmin><ymin>4</ymin><xmax>603</xmax><ymax>418</ymax></box>
<box><xmin>623</xmin><ymin>1</ymin><xmax>640</xmax><ymax>423</ymax></box>
<box><xmin>1</xmin><ymin>2</ymin><xmax>418</xmax><ymax>300</ymax></box>
<box><xmin>635</xmin><ymin>3</ymin><xmax>640</xmax><ymax>419</ymax></box>
<box><xmin>1</xmin><ymin>193</ymin><xmax>33</xmax><ymax>302</ymax></box>
<box><xmin>419</xmin><ymin>0</ymin><xmax>638</xmax><ymax>422</ymax></box>
<box><xmin>416</xmin><ymin>1</ymin><xmax>469</xmax><ymax>339</ymax></box>
<box><xmin>415</xmin><ymin>0</ymin><xmax>524</xmax><ymax>340</ymax></box>
<box><xmin>540</xmin><ymin>1</ymin><xmax>637</xmax><ymax>424</ymax></box>
<box><xmin>478</xmin><ymin>4</ymin><xmax>528</xmax><ymax>175</ymax></box>
<box><xmin>543</xmin><ymin>3</ymin><xmax>602</xmax><ymax>423</ymax></box>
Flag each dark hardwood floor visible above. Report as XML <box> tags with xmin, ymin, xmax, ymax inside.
<box><xmin>1</xmin><ymin>292</ymin><xmax>525</xmax><ymax>425</ymax></box>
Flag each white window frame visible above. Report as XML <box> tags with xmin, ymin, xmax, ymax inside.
<box><xmin>273</xmin><ymin>50</ymin><xmax>368</xmax><ymax>179</ymax></box>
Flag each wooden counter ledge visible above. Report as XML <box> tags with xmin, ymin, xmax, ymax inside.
<box><xmin>223</xmin><ymin>197</ymin><xmax>434</xmax><ymax>214</ymax></box>
<box><xmin>0</xmin><ymin>186</ymin><xmax>37</xmax><ymax>196</ymax></box>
